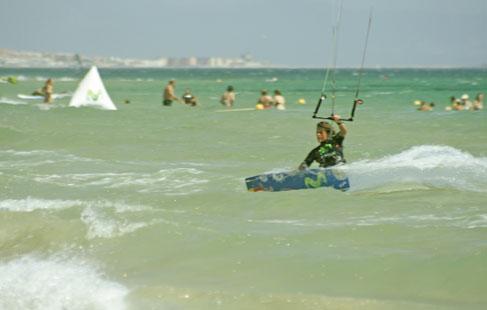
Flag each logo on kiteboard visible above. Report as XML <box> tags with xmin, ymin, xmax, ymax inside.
<box><xmin>304</xmin><ymin>171</ymin><xmax>328</xmax><ymax>188</ymax></box>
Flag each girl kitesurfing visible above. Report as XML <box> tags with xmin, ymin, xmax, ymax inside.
<box><xmin>245</xmin><ymin>3</ymin><xmax>373</xmax><ymax>192</ymax></box>
<box><xmin>300</xmin><ymin>3</ymin><xmax>372</xmax><ymax>171</ymax></box>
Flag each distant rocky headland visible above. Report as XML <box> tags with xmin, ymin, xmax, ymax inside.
<box><xmin>0</xmin><ymin>49</ymin><xmax>271</xmax><ymax>68</ymax></box>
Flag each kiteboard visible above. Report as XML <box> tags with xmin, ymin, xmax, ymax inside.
<box><xmin>245</xmin><ymin>168</ymin><xmax>350</xmax><ymax>192</ymax></box>
<box><xmin>17</xmin><ymin>93</ymin><xmax>71</xmax><ymax>100</ymax></box>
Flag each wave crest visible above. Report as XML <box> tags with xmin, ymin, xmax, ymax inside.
<box><xmin>342</xmin><ymin>145</ymin><xmax>487</xmax><ymax>192</ymax></box>
<box><xmin>0</xmin><ymin>254</ymin><xmax>128</xmax><ymax>310</ymax></box>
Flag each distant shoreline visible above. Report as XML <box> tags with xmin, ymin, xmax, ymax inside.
<box><xmin>1</xmin><ymin>66</ymin><xmax>486</xmax><ymax>70</ymax></box>
<box><xmin>1</xmin><ymin>48</ymin><xmax>485</xmax><ymax>70</ymax></box>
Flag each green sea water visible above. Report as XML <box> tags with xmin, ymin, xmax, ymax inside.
<box><xmin>0</xmin><ymin>68</ymin><xmax>486</xmax><ymax>309</ymax></box>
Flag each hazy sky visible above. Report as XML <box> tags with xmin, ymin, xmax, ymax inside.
<box><xmin>1</xmin><ymin>0</ymin><xmax>486</xmax><ymax>67</ymax></box>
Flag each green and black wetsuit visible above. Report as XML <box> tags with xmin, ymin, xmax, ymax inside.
<box><xmin>301</xmin><ymin>134</ymin><xmax>346</xmax><ymax>168</ymax></box>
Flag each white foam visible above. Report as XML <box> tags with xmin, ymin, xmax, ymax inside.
<box><xmin>0</xmin><ymin>149</ymin><xmax>98</xmax><ymax>161</ymax></box>
<box><xmin>0</xmin><ymin>198</ymin><xmax>156</xmax><ymax>239</ymax></box>
<box><xmin>33</xmin><ymin>168</ymin><xmax>209</xmax><ymax>195</ymax></box>
<box><xmin>342</xmin><ymin>145</ymin><xmax>487</xmax><ymax>192</ymax></box>
<box><xmin>81</xmin><ymin>205</ymin><xmax>153</xmax><ymax>239</ymax></box>
<box><xmin>0</xmin><ymin>198</ymin><xmax>149</xmax><ymax>213</ymax></box>
<box><xmin>0</xmin><ymin>197</ymin><xmax>82</xmax><ymax>212</ymax></box>
<box><xmin>58</xmin><ymin>77</ymin><xmax>77</xmax><ymax>82</ymax></box>
<box><xmin>36</xmin><ymin>103</ymin><xmax>58</xmax><ymax>111</ymax></box>
<box><xmin>0</xmin><ymin>97</ymin><xmax>27</xmax><ymax>105</ymax></box>
<box><xmin>465</xmin><ymin>214</ymin><xmax>487</xmax><ymax>229</ymax></box>
<box><xmin>118</xmin><ymin>78</ymin><xmax>154</xmax><ymax>82</ymax></box>
<box><xmin>253</xmin><ymin>213</ymin><xmax>487</xmax><ymax>230</ymax></box>
<box><xmin>1</xmin><ymin>149</ymin><xmax>210</xmax><ymax>195</ymax></box>
<box><xmin>0</xmin><ymin>254</ymin><xmax>128</xmax><ymax>310</ymax></box>
<box><xmin>0</xmin><ymin>149</ymin><xmax>54</xmax><ymax>157</ymax></box>
<box><xmin>0</xmin><ymin>149</ymin><xmax>99</xmax><ymax>169</ymax></box>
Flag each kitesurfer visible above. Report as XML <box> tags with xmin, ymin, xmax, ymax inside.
<box><xmin>299</xmin><ymin>110</ymin><xmax>356</xmax><ymax>170</ymax></box>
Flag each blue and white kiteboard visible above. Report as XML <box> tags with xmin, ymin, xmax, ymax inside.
<box><xmin>245</xmin><ymin>168</ymin><xmax>350</xmax><ymax>192</ymax></box>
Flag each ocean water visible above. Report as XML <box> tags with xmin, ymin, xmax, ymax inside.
<box><xmin>0</xmin><ymin>68</ymin><xmax>486</xmax><ymax>309</ymax></box>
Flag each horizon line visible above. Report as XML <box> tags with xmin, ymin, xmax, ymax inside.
<box><xmin>1</xmin><ymin>65</ymin><xmax>486</xmax><ymax>70</ymax></box>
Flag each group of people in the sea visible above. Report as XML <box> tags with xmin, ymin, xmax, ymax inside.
<box><xmin>160</xmin><ymin>79</ymin><xmax>350</xmax><ymax>169</ymax></box>
<box><xmin>446</xmin><ymin>93</ymin><xmax>484</xmax><ymax>111</ymax></box>
<box><xmin>162</xmin><ymin>79</ymin><xmax>286</xmax><ymax>110</ymax></box>
<box><xmin>415</xmin><ymin>93</ymin><xmax>484</xmax><ymax>112</ymax></box>
<box><xmin>19</xmin><ymin>77</ymin><xmax>482</xmax><ymax>172</ymax></box>
<box><xmin>255</xmin><ymin>89</ymin><xmax>286</xmax><ymax>110</ymax></box>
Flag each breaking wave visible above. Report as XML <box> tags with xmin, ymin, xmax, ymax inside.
<box><xmin>342</xmin><ymin>145</ymin><xmax>487</xmax><ymax>193</ymax></box>
<box><xmin>0</xmin><ymin>198</ymin><xmax>161</xmax><ymax>240</ymax></box>
<box><xmin>0</xmin><ymin>253</ymin><xmax>128</xmax><ymax>310</ymax></box>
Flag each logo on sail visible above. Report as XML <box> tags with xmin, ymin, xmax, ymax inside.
<box><xmin>87</xmin><ymin>89</ymin><xmax>102</xmax><ymax>101</ymax></box>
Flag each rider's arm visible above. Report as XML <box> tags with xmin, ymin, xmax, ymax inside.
<box><xmin>299</xmin><ymin>148</ymin><xmax>316</xmax><ymax>170</ymax></box>
<box><xmin>332</xmin><ymin>115</ymin><xmax>347</xmax><ymax>137</ymax></box>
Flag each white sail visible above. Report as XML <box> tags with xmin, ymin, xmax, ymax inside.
<box><xmin>69</xmin><ymin>66</ymin><xmax>117</xmax><ymax>110</ymax></box>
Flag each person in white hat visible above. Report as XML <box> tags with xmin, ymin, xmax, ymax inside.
<box><xmin>460</xmin><ymin>94</ymin><xmax>473</xmax><ymax>110</ymax></box>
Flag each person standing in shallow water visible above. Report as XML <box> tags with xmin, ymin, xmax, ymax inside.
<box><xmin>220</xmin><ymin>85</ymin><xmax>235</xmax><ymax>107</ymax></box>
<box><xmin>460</xmin><ymin>94</ymin><xmax>473</xmax><ymax>110</ymax></box>
<box><xmin>417</xmin><ymin>101</ymin><xmax>434</xmax><ymax>111</ymax></box>
<box><xmin>163</xmin><ymin>80</ymin><xmax>179</xmax><ymax>106</ymax></box>
<box><xmin>273</xmin><ymin>89</ymin><xmax>286</xmax><ymax>110</ymax></box>
<box><xmin>299</xmin><ymin>113</ymin><xmax>352</xmax><ymax>170</ymax></box>
<box><xmin>257</xmin><ymin>89</ymin><xmax>273</xmax><ymax>109</ymax></box>
<box><xmin>473</xmin><ymin>93</ymin><xmax>484</xmax><ymax>111</ymax></box>
<box><xmin>43</xmin><ymin>78</ymin><xmax>53</xmax><ymax>103</ymax></box>
<box><xmin>182</xmin><ymin>89</ymin><xmax>198</xmax><ymax>106</ymax></box>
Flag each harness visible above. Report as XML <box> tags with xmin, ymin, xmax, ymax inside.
<box><xmin>318</xmin><ymin>139</ymin><xmax>344</xmax><ymax>167</ymax></box>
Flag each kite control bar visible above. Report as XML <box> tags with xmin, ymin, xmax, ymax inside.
<box><xmin>312</xmin><ymin>96</ymin><xmax>363</xmax><ymax>122</ymax></box>
<box><xmin>312</xmin><ymin>8</ymin><xmax>371</xmax><ymax>123</ymax></box>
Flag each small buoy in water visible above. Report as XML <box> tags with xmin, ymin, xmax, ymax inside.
<box><xmin>255</xmin><ymin>103</ymin><xmax>264</xmax><ymax>110</ymax></box>
<box><xmin>297</xmin><ymin>98</ymin><xmax>306</xmax><ymax>105</ymax></box>
<box><xmin>7</xmin><ymin>76</ymin><xmax>17</xmax><ymax>84</ymax></box>
<box><xmin>124</xmin><ymin>99</ymin><xmax>130</xmax><ymax>104</ymax></box>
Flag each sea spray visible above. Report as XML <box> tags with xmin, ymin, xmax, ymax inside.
<box><xmin>342</xmin><ymin>145</ymin><xmax>487</xmax><ymax>192</ymax></box>
<box><xmin>0</xmin><ymin>254</ymin><xmax>128</xmax><ymax>310</ymax></box>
